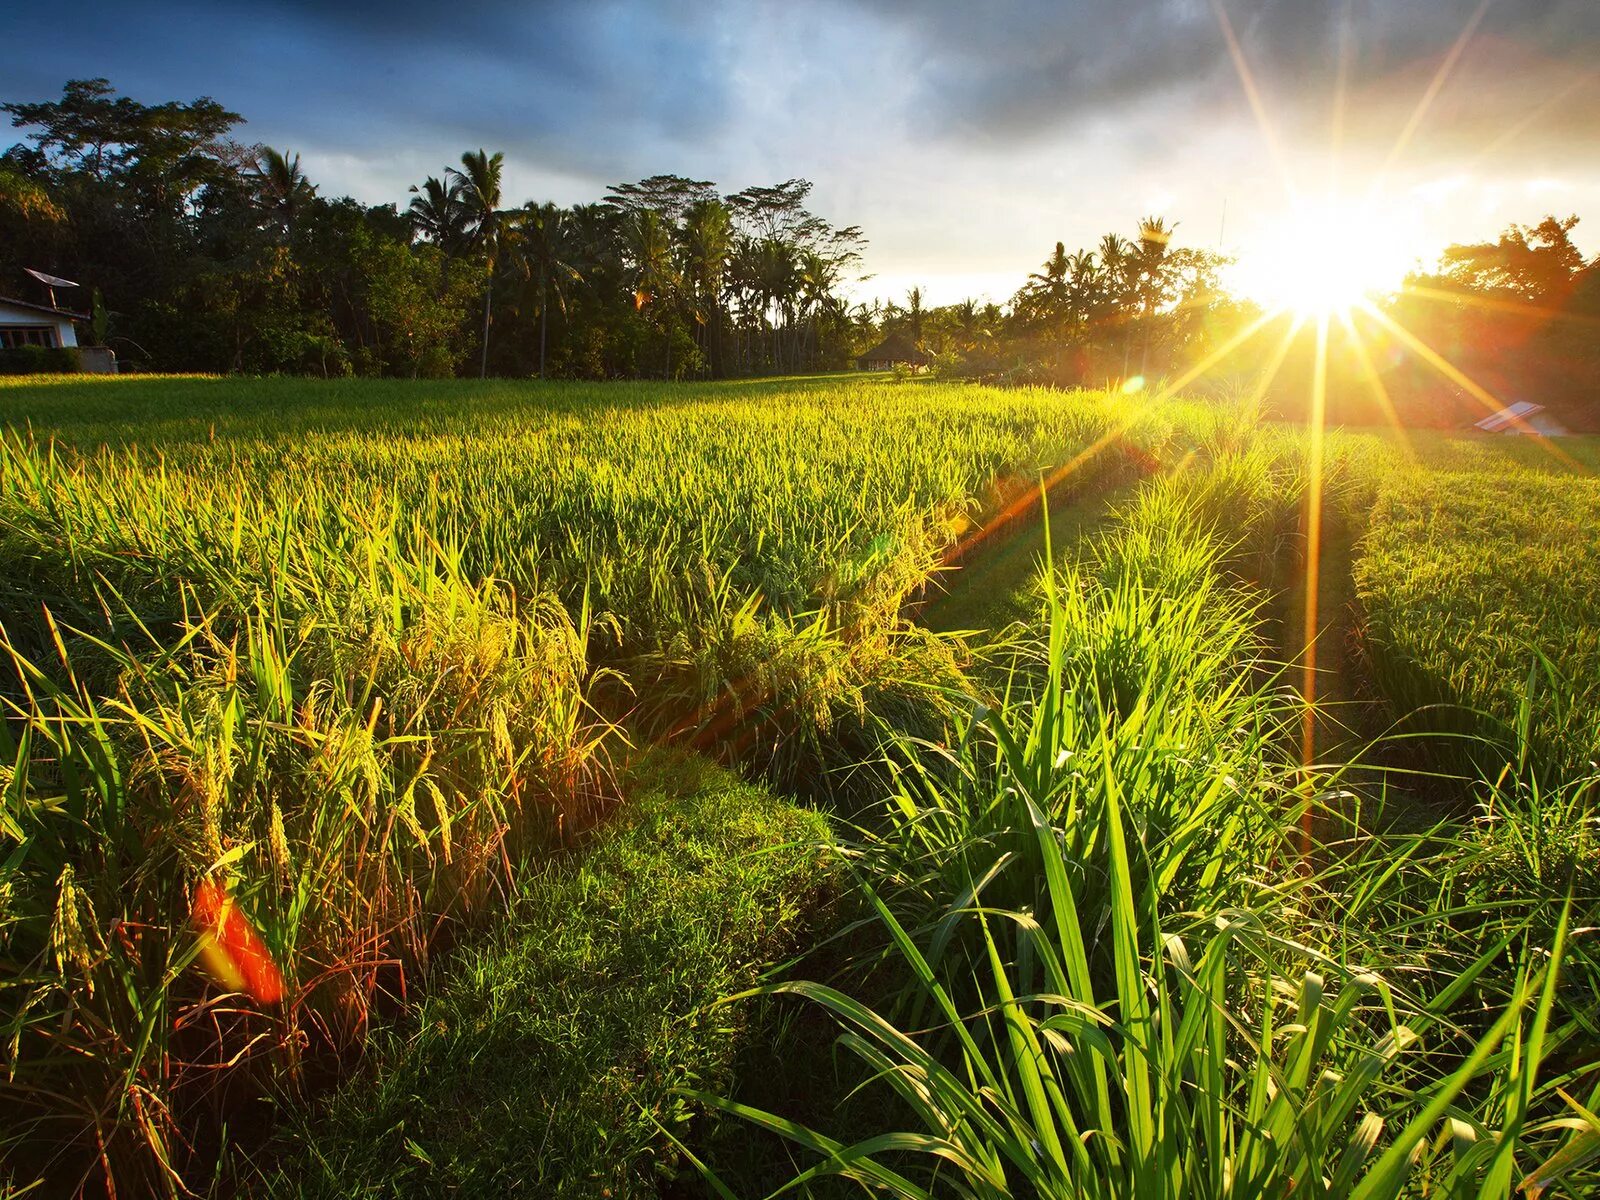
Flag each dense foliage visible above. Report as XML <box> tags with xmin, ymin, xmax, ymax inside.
<box><xmin>1</xmin><ymin>80</ymin><xmax>869</xmax><ymax>379</ymax></box>
<box><xmin>8</xmin><ymin>78</ymin><xmax>1599</xmax><ymax>431</ymax></box>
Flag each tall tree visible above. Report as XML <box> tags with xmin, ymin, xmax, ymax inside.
<box><xmin>626</xmin><ymin>208</ymin><xmax>678</xmax><ymax>377</ymax></box>
<box><xmin>507</xmin><ymin>202</ymin><xmax>583</xmax><ymax>378</ymax></box>
<box><xmin>250</xmin><ymin>147</ymin><xmax>315</xmax><ymax>237</ymax></box>
<box><xmin>408</xmin><ymin>173</ymin><xmax>469</xmax><ymax>289</ymax></box>
<box><xmin>447</xmin><ymin>149</ymin><xmax>504</xmax><ymax>378</ymax></box>
<box><xmin>681</xmin><ymin>198</ymin><xmax>733</xmax><ymax>375</ymax></box>
<box><xmin>1135</xmin><ymin>215</ymin><xmax>1175</xmax><ymax>378</ymax></box>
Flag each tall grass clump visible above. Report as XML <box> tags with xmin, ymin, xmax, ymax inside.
<box><xmin>0</xmin><ymin>374</ymin><xmax>1221</xmax><ymax>1192</ymax></box>
<box><xmin>0</xmin><ymin>380</ymin><xmax>1168</xmax><ymax>794</ymax></box>
<box><xmin>696</xmin><ymin>476</ymin><xmax>1600</xmax><ymax>1199</ymax></box>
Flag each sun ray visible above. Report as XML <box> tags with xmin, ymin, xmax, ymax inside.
<box><xmin>1328</xmin><ymin>0</ymin><xmax>1355</xmax><ymax>194</ymax></box>
<box><xmin>939</xmin><ymin>310</ymin><xmax>1284</xmax><ymax>572</ymax></box>
<box><xmin>1339</xmin><ymin>308</ymin><xmax>1416</xmax><ymax>459</ymax></box>
<box><xmin>1210</xmin><ymin>0</ymin><xmax>1299</xmax><ymax>204</ymax></box>
<box><xmin>1376</xmin><ymin>0</ymin><xmax>1493</xmax><ymax>186</ymax></box>
<box><xmin>1358</xmin><ymin>299</ymin><xmax>1586</xmax><ymax>470</ymax></box>
<box><xmin>1300</xmin><ymin>311</ymin><xmax>1330</xmax><ymax>862</ymax></box>
<box><xmin>1398</xmin><ymin>280</ymin><xmax>1600</xmax><ymax>333</ymax></box>
<box><xmin>1243</xmin><ymin>310</ymin><xmax>1304</xmax><ymax>412</ymax></box>
<box><xmin>1470</xmin><ymin>65</ymin><xmax>1600</xmax><ymax>168</ymax></box>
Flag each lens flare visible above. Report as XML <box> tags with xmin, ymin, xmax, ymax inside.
<box><xmin>192</xmin><ymin>879</ymin><xmax>285</xmax><ymax>1005</ymax></box>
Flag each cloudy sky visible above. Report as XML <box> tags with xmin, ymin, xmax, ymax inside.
<box><xmin>4</xmin><ymin>0</ymin><xmax>1597</xmax><ymax>305</ymax></box>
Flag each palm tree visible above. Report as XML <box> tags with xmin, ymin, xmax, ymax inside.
<box><xmin>1098</xmin><ymin>233</ymin><xmax>1136</xmax><ymax>377</ymax></box>
<box><xmin>906</xmin><ymin>285</ymin><xmax>926</xmax><ymax>346</ymax></box>
<box><xmin>508</xmin><ymin>202</ymin><xmax>583</xmax><ymax>378</ymax></box>
<box><xmin>1134</xmin><ymin>216</ymin><xmax>1176</xmax><ymax>377</ymax></box>
<box><xmin>250</xmin><ymin>147</ymin><xmax>315</xmax><ymax>237</ymax></box>
<box><xmin>751</xmin><ymin>238</ymin><xmax>797</xmax><ymax>372</ymax></box>
<box><xmin>1025</xmin><ymin>243</ymin><xmax>1074</xmax><ymax>335</ymax></box>
<box><xmin>626</xmin><ymin>208</ymin><xmax>677</xmax><ymax>377</ymax></box>
<box><xmin>796</xmin><ymin>249</ymin><xmax>840</xmax><ymax>370</ymax></box>
<box><xmin>408</xmin><ymin>174</ymin><xmax>469</xmax><ymax>293</ymax></box>
<box><xmin>952</xmin><ymin>298</ymin><xmax>980</xmax><ymax>351</ymax></box>
<box><xmin>447</xmin><ymin>149</ymin><xmax>505</xmax><ymax>378</ymax></box>
<box><xmin>681</xmin><ymin>199</ymin><xmax>733</xmax><ymax>375</ymax></box>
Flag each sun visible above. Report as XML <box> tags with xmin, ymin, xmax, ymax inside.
<box><xmin>1230</xmin><ymin>193</ymin><xmax>1417</xmax><ymax>317</ymax></box>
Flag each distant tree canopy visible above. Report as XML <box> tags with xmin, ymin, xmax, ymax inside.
<box><xmin>1384</xmin><ymin>215</ymin><xmax>1600</xmax><ymax>426</ymax></box>
<box><xmin>1</xmin><ymin>79</ymin><xmax>869</xmax><ymax>378</ymax></box>
<box><xmin>4</xmin><ymin>78</ymin><xmax>1597</xmax><ymax>422</ymax></box>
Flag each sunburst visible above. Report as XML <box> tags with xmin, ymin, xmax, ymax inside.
<box><xmin>1199</xmin><ymin>0</ymin><xmax>1587</xmax><ymax>855</ymax></box>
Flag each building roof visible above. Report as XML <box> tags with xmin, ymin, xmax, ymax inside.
<box><xmin>858</xmin><ymin>332</ymin><xmax>931</xmax><ymax>365</ymax></box>
<box><xmin>1474</xmin><ymin>400</ymin><xmax>1551</xmax><ymax>433</ymax></box>
<box><xmin>0</xmin><ymin>295</ymin><xmax>88</xmax><ymax>322</ymax></box>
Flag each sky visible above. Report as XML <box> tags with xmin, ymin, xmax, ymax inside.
<box><xmin>3</xmin><ymin>0</ymin><xmax>1598</xmax><ymax>307</ymax></box>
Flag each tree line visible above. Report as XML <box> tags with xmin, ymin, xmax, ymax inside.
<box><xmin>0</xmin><ymin>79</ymin><xmax>870</xmax><ymax>378</ymax></box>
<box><xmin>4</xmin><ymin>78</ymin><xmax>1598</xmax><ymax>428</ymax></box>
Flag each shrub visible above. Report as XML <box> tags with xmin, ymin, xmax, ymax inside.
<box><xmin>0</xmin><ymin>345</ymin><xmax>80</xmax><ymax>374</ymax></box>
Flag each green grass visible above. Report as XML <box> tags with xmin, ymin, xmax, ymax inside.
<box><xmin>253</xmin><ymin>750</ymin><xmax>835</xmax><ymax>1198</ymax></box>
<box><xmin>4</xmin><ymin>373</ymin><xmax>1600</xmax><ymax>1197</ymax></box>
<box><xmin>0</xmin><ymin>373</ymin><xmax>1258</xmax><ymax>1192</ymax></box>
<box><xmin>698</xmin><ymin>458</ymin><xmax>1600</xmax><ymax>1199</ymax></box>
<box><xmin>1351</xmin><ymin>431</ymin><xmax>1600</xmax><ymax>781</ymax></box>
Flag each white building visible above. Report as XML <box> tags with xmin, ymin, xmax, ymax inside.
<box><xmin>0</xmin><ymin>295</ymin><xmax>82</xmax><ymax>350</ymax></box>
<box><xmin>1473</xmin><ymin>400</ymin><xmax>1570</xmax><ymax>437</ymax></box>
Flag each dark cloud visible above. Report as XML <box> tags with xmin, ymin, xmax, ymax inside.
<box><xmin>0</xmin><ymin>0</ymin><xmax>738</xmax><ymax>190</ymax></box>
<box><xmin>3</xmin><ymin>0</ymin><xmax>1598</xmax><ymax>286</ymax></box>
<box><xmin>852</xmin><ymin>0</ymin><xmax>1600</xmax><ymax>159</ymax></box>
<box><xmin>6</xmin><ymin>0</ymin><xmax>1598</xmax><ymax>178</ymax></box>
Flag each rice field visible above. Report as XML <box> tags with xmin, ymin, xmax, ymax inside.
<box><xmin>1352</xmin><ymin>432</ymin><xmax>1600</xmax><ymax>781</ymax></box>
<box><xmin>1</xmin><ymin>373</ymin><xmax>1597</xmax><ymax>1197</ymax></box>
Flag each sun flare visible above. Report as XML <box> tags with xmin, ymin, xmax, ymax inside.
<box><xmin>1231</xmin><ymin>194</ymin><xmax>1418</xmax><ymax>317</ymax></box>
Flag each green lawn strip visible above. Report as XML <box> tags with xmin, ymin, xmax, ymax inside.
<box><xmin>255</xmin><ymin>749</ymin><xmax>839</xmax><ymax>1198</ymax></box>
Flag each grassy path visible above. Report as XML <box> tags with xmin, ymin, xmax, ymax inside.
<box><xmin>918</xmin><ymin>485</ymin><xmax>1136</xmax><ymax>633</ymax></box>
<box><xmin>256</xmin><ymin>750</ymin><xmax>836</xmax><ymax>1197</ymax></box>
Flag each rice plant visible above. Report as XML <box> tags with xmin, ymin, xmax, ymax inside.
<box><xmin>693</xmin><ymin>468</ymin><xmax>1600</xmax><ymax>1199</ymax></box>
<box><xmin>1352</xmin><ymin>449</ymin><xmax>1600</xmax><ymax>782</ymax></box>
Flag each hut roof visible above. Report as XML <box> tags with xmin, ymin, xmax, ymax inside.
<box><xmin>858</xmin><ymin>333</ymin><xmax>931</xmax><ymax>365</ymax></box>
<box><xmin>1474</xmin><ymin>400</ymin><xmax>1551</xmax><ymax>433</ymax></box>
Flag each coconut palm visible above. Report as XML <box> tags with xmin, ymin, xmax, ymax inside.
<box><xmin>952</xmin><ymin>297</ymin><xmax>982</xmax><ymax>351</ymax></box>
<box><xmin>1024</xmin><ymin>243</ymin><xmax>1074</xmax><ymax>334</ymax></box>
<box><xmin>507</xmin><ymin>202</ymin><xmax>583</xmax><ymax>379</ymax></box>
<box><xmin>408</xmin><ymin>174</ymin><xmax>469</xmax><ymax>294</ymax></box>
<box><xmin>751</xmin><ymin>238</ymin><xmax>798</xmax><ymax>371</ymax></box>
<box><xmin>681</xmin><ymin>198</ymin><xmax>733</xmax><ymax>374</ymax></box>
<box><xmin>447</xmin><ymin>149</ymin><xmax>505</xmax><ymax>378</ymax></box>
<box><xmin>250</xmin><ymin>147</ymin><xmax>315</xmax><ymax>237</ymax></box>
<box><xmin>796</xmin><ymin>249</ymin><xmax>840</xmax><ymax>369</ymax></box>
<box><xmin>1097</xmin><ymin>233</ymin><xmax>1138</xmax><ymax>377</ymax></box>
<box><xmin>1135</xmin><ymin>215</ymin><xmax>1177</xmax><ymax>377</ymax></box>
<box><xmin>626</xmin><ymin>208</ymin><xmax>679</xmax><ymax>377</ymax></box>
<box><xmin>905</xmin><ymin>285</ymin><xmax>926</xmax><ymax>346</ymax></box>
<box><xmin>1065</xmin><ymin>250</ymin><xmax>1102</xmax><ymax>329</ymax></box>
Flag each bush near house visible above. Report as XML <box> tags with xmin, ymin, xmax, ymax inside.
<box><xmin>0</xmin><ymin>346</ymin><xmax>80</xmax><ymax>373</ymax></box>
